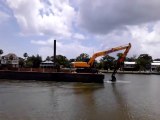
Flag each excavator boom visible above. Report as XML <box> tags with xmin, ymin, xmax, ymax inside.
<box><xmin>111</xmin><ymin>43</ymin><xmax>131</xmax><ymax>81</ymax></box>
<box><xmin>88</xmin><ymin>43</ymin><xmax>131</xmax><ymax>67</ymax></box>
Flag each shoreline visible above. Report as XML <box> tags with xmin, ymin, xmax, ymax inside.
<box><xmin>99</xmin><ymin>70</ymin><xmax>160</xmax><ymax>75</ymax></box>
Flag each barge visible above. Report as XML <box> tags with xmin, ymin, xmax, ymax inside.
<box><xmin>0</xmin><ymin>71</ymin><xmax>104</xmax><ymax>83</ymax></box>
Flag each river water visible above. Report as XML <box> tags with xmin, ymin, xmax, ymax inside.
<box><xmin>0</xmin><ymin>73</ymin><xmax>160</xmax><ymax>120</ymax></box>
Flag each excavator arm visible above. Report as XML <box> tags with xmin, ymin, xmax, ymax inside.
<box><xmin>88</xmin><ymin>43</ymin><xmax>131</xmax><ymax>67</ymax></box>
<box><xmin>111</xmin><ymin>43</ymin><xmax>131</xmax><ymax>81</ymax></box>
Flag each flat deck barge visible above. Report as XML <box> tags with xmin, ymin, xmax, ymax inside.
<box><xmin>0</xmin><ymin>71</ymin><xmax>104</xmax><ymax>83</ymax></box>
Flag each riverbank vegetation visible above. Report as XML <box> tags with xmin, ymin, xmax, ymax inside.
<box><xmin>0</xmin><ymin>49</ymin><xmax>160</xmax><ymax>72</ymax></box>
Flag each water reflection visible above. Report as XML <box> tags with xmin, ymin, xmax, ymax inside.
<box><xmin>111</xmin><ymin>82</ymin><xmax>133</xmax><ymax>120</ymax></box>
<box><xmin>53</xmin><ymin>83</ymin><xmax>105</xmax><ymax>120</ymax></box>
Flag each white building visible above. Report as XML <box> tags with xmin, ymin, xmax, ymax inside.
<box><xmin>40</xmin><ymin>60</ymin><xmax>54</xmax><ymax>68</ymax></box>
<box><xmin>123</xmin><ymin>61</ymin><xmax>137</xmax><ymax>71</ymax></box>
<box><xmin>0</xmin><ymin>53</ymin><xmax>19</xmax><ymax>68</ymax></box>
<box><xmin>151</xmin><ymin>61</ymin><xmax>160</xmax><ymax>71</ymax></box>
<box><xmin>124</xmin><ymin>61</ymin><xmax>136</xmax><ymax>68</ymax></box>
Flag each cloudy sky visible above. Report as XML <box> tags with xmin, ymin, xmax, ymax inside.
<box><xmin>0</xmin><ymin>0</ymin><xmax>160</xmax><ymax>60</ymax></box>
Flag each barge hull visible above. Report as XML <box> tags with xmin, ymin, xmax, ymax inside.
<box><xmin>0</xmin><ymin>71</ymin><xmax>104</xmax><ymax>83</ymax></box>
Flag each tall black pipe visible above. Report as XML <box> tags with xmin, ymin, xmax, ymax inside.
<box><xmin>54</xmin><ymin>40</ymin><xmax>56</xmax><ymax>64</ymax></box>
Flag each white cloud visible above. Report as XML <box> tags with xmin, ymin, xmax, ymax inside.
<box><xmin>31</xmin><ymin>38</ymin><xmax>54</xmax><ymax>46</ymax></box>
<box><xmin>73</xmin><ymin>33</ymin><xmax>85</xmax><ymax>40</ymax></box>
<box><xmin>128</xmin><ymin>21</ymin><xmax>160</xmax><ymax>58</ymax></box>
<box><xmin>31</xmin><ymin>38</ymin><xmax>95</xmax><ymax>59</ymax></box>
<box><xmin>6</xmin><ymin>0</ymin><xmax>76</xmax><ymax>37</ymax></box>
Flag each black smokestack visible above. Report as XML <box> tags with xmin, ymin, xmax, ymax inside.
<box><xmin>54</xmin><ymin>40</ymin><xmax>56</xmax><ymax>64</ymax></box>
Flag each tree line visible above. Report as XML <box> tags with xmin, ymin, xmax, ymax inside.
<box><xmin>21</xmin><ymin>52</ymin><xmax>159</xmax><ymax>71</ymax></box>
<box><xmin>0</xmin><ymin>49</ymin><xmax>160</xmax><ymax>71</ymax></box>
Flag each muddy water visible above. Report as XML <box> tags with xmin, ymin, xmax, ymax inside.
<box><xmin>0</xmin><ymin>74</ymin><xmax>160</xmax><ymax>120</ymax></box>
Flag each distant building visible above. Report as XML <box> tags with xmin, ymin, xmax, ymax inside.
<box><xmin>151</xmin><ymin>61</ymin><xmax>160</xmax><ymax>71</ymax></box>
<box><xmin>0</xmin><ymin>53</ymin><xmax>19</xmax><ymax>68</ymax></box>
<box><xmin>123</xmin><ymin>61</ymin><xmax>137</xmax><ymax>71</ymax></box>
<box><xmin>40</xmin><ymin>60</ymin><xmax>54</xmax><ymax>68</ymax></box>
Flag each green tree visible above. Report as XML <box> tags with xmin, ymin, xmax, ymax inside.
<box><xmin>69</xmin><ymin>59</ymin><xmax>75</xmax><ymax>62</ymax></box>
<box><xmin>126</xmin><ymin>55</ymin><xmax>137</xmax><ymax>62</ymax></box>
<box><xmin>156</xmin><ymin>66</ymin><xmax>160</xmax><ymax>72</ymax></box>
<box><xmin>46</xmin><ymin>56</ymin><xmax>51</xmax><ymax>61</ymax></box>
<box><xmin>23</xmin><ymin>53</ymin><xmax>28</xmax><ymax>60</ymax></box>
<box><xmin>0</xmin><ymin>49</ymin><xmax>3</xmax><ymax>66</ymax></box>
<box><xmin>154</xmin><ymin>58</ymin><xmax>160</xmax><ymax>61</ymax></box>
<box><xmin>136</xmin><ymin>54</ymin><xmax>152</xmax><ymax>71</ymax></box>
<box><xmin>56</xmin><ymin>55</ymin><xmax>69</xmax><ymax>67</ymax></box>
<box><xmin>117</xmin><ymin>53</ymin><xmax>123</xmax><ymax>58</ymax></box>
<box><xmin>19</xmin><ymin>57</ymin><xmax>25</xmax><ymax>68</ymax></box>
<box><xmin>76</xmin><ymin>53</ymin><xmax>90</xmax><ymax>62</ymax></box>
<box><xmin>0</xmin><ymin>49</ymin><xmax>3</xmax><ymax>65</ymax></box>
<box><xmin>100</xmin><ymin>55</ymin><xmax>115</xmax><ymax>70</ymax></box>
<box><xmin>26</xmin><ymin>55</ymin><xmax>42</xmax><ymax>68</ymax></box>
<box><xmin>0</xmin><ymin>49</ymin><xmax>3</xmax><ymax>56</ymax></box>
<box><xmin>96</xmin><ymin>62</ymin><xmax>103</xmax><ymax>69</ymax></box>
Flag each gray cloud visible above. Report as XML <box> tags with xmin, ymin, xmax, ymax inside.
<box><xmin>77</xmin><ymin>0</ymin><xmax>160</xmax><ymax>34</ymax></box>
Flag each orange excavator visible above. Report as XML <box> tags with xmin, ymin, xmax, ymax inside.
<box><xmin>71</xmin><ymin>43</ymin><xmax>131</xmax><ymax>81</ymax></box>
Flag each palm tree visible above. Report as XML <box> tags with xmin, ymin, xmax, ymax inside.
<box><xmin>0</xmin><ymin>49</ymin><xmax>3</xmax><ymax>56</ymax></box>
<box><xmin>0</xmin><ymin>49</ymin><xmax>3</xmax><ymax>64</ymax></box>
<box><xmin>23</xmin><ymin>53</ymin><xmax>28</xmax><ymax>60</ymax></box>
<box><xmin>23</xmin><ymin>53</ymin><xmax>28</xmax><ymax>67</ymax></box>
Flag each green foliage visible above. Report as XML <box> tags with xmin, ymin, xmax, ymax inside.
<box><xmin>117</xmin><ymin>53</ymin><xmax>123</xmax><ymax>58</ymax></box>
<box><xmin>126</xmin><ymin>55</ymin><xmax>137</xmax><ymax>62</ymax></box>
<box><xmin>0</xmin><ymin>49</ymin><xmax>3</xmax><ymax>55</ymax></box>
<box><xmin>26</xmin><ymin>61</ymin><xmax>33</xmax><ymax>68</ymax></box>
<box><xmin>56</xmin><ymin>55</ymin><xmax>69</xmax><ymax>67</ymax></box>
<box><xmin>19</xmin><ymin>58</ymin><xmax>25</xmax><ymax>68</ymax></box>
<box><xmin>76</xmin><ymin>53</ymin><xmax>90</xmax><ymax>62</ymax></box>
<box><xmin>50</xmin><ymin>55</ymin><xmax>70</xmax><ymax>67</ymax></box>
<box><xmin>156</xmin><ymin>66</ymin><xmax>160</xmax><ymax>72</ymax></box>
<box><xmin>136</xmin><ymin>54</ymin><xmax>152</xmax><ymax>71</ymax></box>
<box><xmin>46</xmin><ymin>56</ymin><xmax>51</xmax><ymax>61</ymax></box>
<box><xmin>96</xmin><ymin>62</ymin><xmax>103</xmax><ymax>69</ymax></box>
<box><xmin>154</xmin><ymin>58</ymin><xmax>160</xmax><ymax>61</ymax></box>
<box><xmin>23</xmin><ymin>53</ymin><xmax>28</xmax><ymax>59</ymax></box>
<box><xmin>26</xmin><ymin>55</ymin><xmax>42</xmax><ymax>68</ymax></box>
<box><xmin>100</xmin><ymin>55</ymin><xmax>115</xmax><ymax>70</ymax></box>
<box><xmin>69</xmin><ymin>59</ymin><xmax>75</xmax><ymax>62</ymax></box>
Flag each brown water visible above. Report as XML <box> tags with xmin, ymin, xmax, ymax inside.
<box><xmin>0</xmin><ymin>74</ymin><xmax>160</xmax><ymax>120</ymax></box>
